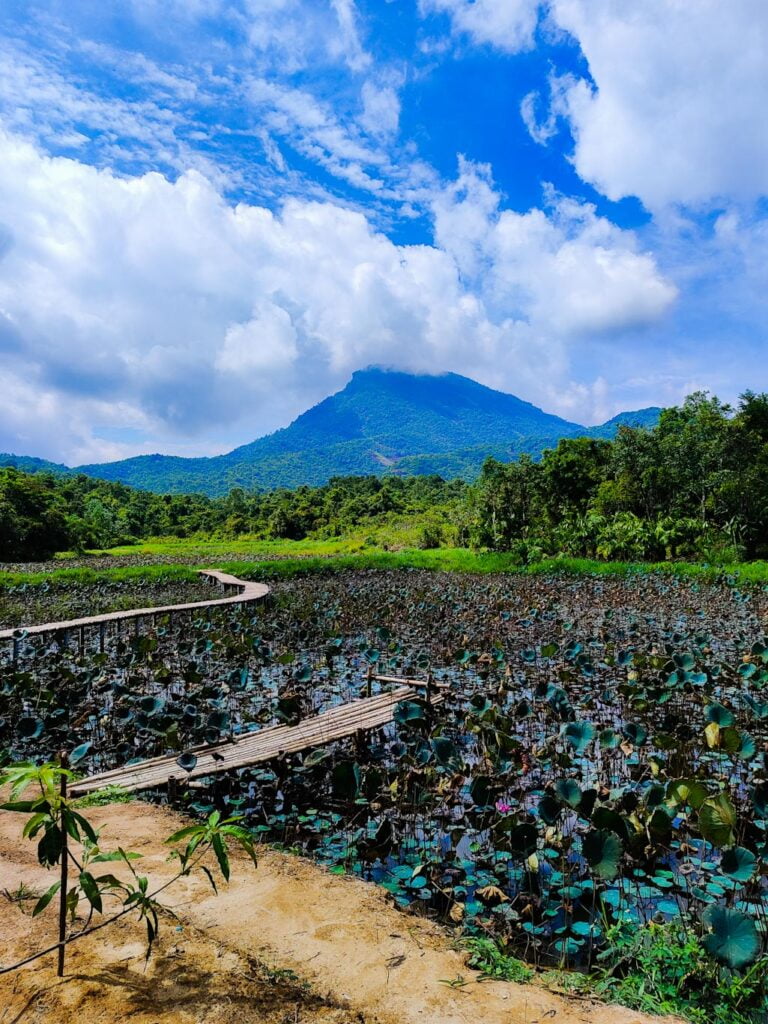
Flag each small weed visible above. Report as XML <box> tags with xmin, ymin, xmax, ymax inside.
<box><xmin>74</xmin><ymin>784</ymin><xmax>134</xmax><ymax>807</ymax></box>
<box><xmin>594</xmin><ymin>921</ymin><xmax>768</xmax><ymax>1024</ymax></box>
<box><xmin>539</xmin><ymin>969</ymin><xmax>592</xmax><ymax>996</ymax></box>
<box><xmin>439</xmin><ymin>974</ymin><xmax>469</xmax><ymax>989</ymax></box>
<box><xmin>464</xmin><ymin>937</ymin><xmax>534</xmax><ymax>983</ymax></box>
<box><xmin>3</xmin><ymin>882</ymin><xmax>43</xmax><ymax>910</ymax></box>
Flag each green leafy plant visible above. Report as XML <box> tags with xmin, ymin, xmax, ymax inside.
<box><xmin>0</xmin><ymin>759</ymin><xmax>257</xmax><ymax>977</ymax></box>
<box><xmin>595</xmin><ymin>920</ymin><xmax>768</xmax><ymax>1024</ymax></box>
<box><xmin>464</xmin><ymin>936</ymin><xmax>534</xmax><ymax>983</ymax></box>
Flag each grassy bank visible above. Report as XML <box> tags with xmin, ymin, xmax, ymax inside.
<box><xmin>0</xmin><ymin>563</ymin><xmax>201</xmax><ymax>589</ymax></box>
<box><xmin>4</xmin><ymin>544</ymin><xmax>768</xmax><ymax>589</ymax></box>
<box><xmin>219</xmin><ymin>550</ymin><xmax>768</xmax><ymax>586</ymax></box>
<box><xmin>58</xmin><ymin>514</ymin><xmax>438</xmax><ymax>561</ymax></box>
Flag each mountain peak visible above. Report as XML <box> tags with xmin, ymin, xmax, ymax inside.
<box><xmin>11</xmin><ymin>368</ymin><xmax>661</xmax><ymax>495</ymax></box>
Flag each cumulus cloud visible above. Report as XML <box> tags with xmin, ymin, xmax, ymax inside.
<box><xmin>547</xmin><ymin>0</ymin><xmax>768</xmax><ymax>208</ymax></box>
<box><xmin>433</xmin><ymin>159</ymin><xmax>677</xmax><ymax>334</ymax></box>
<box><xmin>419</xmin><ymin>0</ymin><xmax>541</xmax><ymax>54</ymax></box>
<box><xmin>216</xmin><ymin>304</ymin><xmax>299</xmax><ymax>375</ymax></box>
<box><xmin>426</xmin><ymin>0</ymin><xmax>768</xmax><ymax>211</ymax></box>
<box><xmin>0</xmin><ymin>133</ymin><xmax>677</xmax><ymax>462</ymax></box>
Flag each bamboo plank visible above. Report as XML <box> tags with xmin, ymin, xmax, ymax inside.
<box><xmin>71</xmin><ymin>683</ymin><xmax>444</xmax><ymax>796</ymax></box>
<box><xmin>76</xmin><ymin>689</ymin><xmax>404</xmax><ymax>786</ymax></box>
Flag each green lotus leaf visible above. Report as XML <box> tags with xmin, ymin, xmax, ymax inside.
<box><xmin>331</xmin><ymin>761</ymin><xmax>361</xmax><ymax>800</ymax></box>
<box><xmin>206</xmin><ymin>710</ymin><xmax>230</xmax><ymax>732</ymax></box>
<box><xmin>393</xmin><ymin>700</ymin><xmax>425</xmax><ymax>725</ymax></box>
<box><xmin>138</xmin><ymin>695</ymin><xmax>164</xmax><ymax>715</ymax></box>
<box><xmin>674</xmin><ymin>653</ymin><xmax>695</xmax><ymax>670</ymax></box>
<box><xmin>538</xmin><ymin>795</ymin><xmax>561</xmax><ymax>825</ymax></box>
<box><xmin>701</xmin><ymin>905</ymin><xmax>760</xmax><ymax>970</ymax></box>
<box><xmin>508</xmin><ymin>823</ymin><xmax>538</xmax><ymax>857</ymax></box>
<box><xmin>555</xmin><ymin>779</ymin><xmax>582</xmax><ymax>809</ymax></box>
<box><xmin>563</xmin><ymin>721</ymin><xmax>596</xmax><ymax>754</ymax></box>
<box><xmin>175</xmin><ymin>751</ymin><xmax>198</xmax><ymax>773</ymax></box>
<box><xmin>70</xmin><ymin>742</ymin><xmax>92</xmax><ymax>765</ymax></box>
<box><xmin>622</xmin><ymin>722</ymin><xmax>647</xmax><ymax>746</ymax></box>
<box><xmin>667</xmin><ymin>778</ymin><xmax>709</xmax><ymax>810</ymax></box>
<box><xmin>431</xmin><ymin>736</ymin><xmax>461</xmax><ymax>768</ymax></box>
<box><xmin>583</xmin><ymin>829</ymin><xmax>623</xmax><ymax>880</ymax></box>
<box><xmin>720</xmin><ymin>846</ymin><xmax>757</xmax><ymax>882</ymax></box>
<box><xmin>706</xmin><ymin>703</ymin><xmax>735</xmax><ymax>727</ymax></box>
<box><xmin>17</xmin><ymin>717</ymin><xmax>44</xmax><ymax>740</ymax></box>
<box><xmin>469</xmin><ymin>774</ymin><xmax>494</xmax><ymax>806</ymax></box>
<box><xmin>599</xmin><ymin>728</ymin><xmax>620</xmax><ymax>750</ymax></box>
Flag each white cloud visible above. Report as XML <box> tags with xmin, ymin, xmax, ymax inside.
<box><xmin>520</xmin><ymin>89</ymin><xmax>558</xmax><ymax>146</ymax></box>
<box><xmin>329</xmin><ymin>0</ymin><xmax>371</xmax><ymax>72</ymax></box>
<box><xmin>216</xmin><ymin>303</ymin><xmax>299</xmax><ymax>374</ymax></box>
<box><xmin>433</xmin><ymin>159</ymin><xmax>677</xmax><ymax>334</ymax></box>
<box><xmin>0</xmin><ymin>133</ymin><xmax>678</xmax><ymax>462</ymax></box>
<box><xmin>547</xmin><ymin>0</ymin><xmax>768</xmax><ymax>208</ymax></box>
<box><xmin>360</xmin><ymin>80</ymin><xmax>401</xmax><ymax>138</ymax></box>
<box><xmin>0</xmin><ymin>2</ymin><xmax>409</xmax><ymax>215</ymax></box>
<box><xmin>420</xmin><ymin>0</ymin><xmax>540</xmax><ymax>54</ymax></box>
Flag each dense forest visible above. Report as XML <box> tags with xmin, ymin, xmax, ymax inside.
<box><xmin>0</xmin><ymin>468</ymin><xmax>464</xmax><ymax>559</ymax></box>
<box><xmin>2</xmin><ymin>391</ymin><xmax>767</xmax><ymax>562</ymax></box>
<box><xmin>468</xmin><ymin>391</ymin><xmax>768</xmax><ymax>563</ymax></box>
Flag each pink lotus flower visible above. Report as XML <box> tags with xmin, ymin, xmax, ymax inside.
<box><xmin>495</xmin><ymin>800</ymin><xmax>512</xmax><ymax>813</ymax></box>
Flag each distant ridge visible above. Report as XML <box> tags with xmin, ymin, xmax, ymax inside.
<box><xmin>1</xmin><ymin>368</ymin><xmax>661</xmax><ymax>495</ymax></box>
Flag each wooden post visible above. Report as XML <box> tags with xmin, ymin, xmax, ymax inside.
<box><xmin>57</xmin><ymin>751</ymin><xmax>69</xmax><ymax>978</ymax></box>
<box><xmin>12</xmin><ymin>637</ymin><xmax>18</xmax><ymax>667</ymax></box>
<box><xmin>167</xmin><ymin>775</ymin><xmax>178</xmax><ymax>804</ymax></box>
<box><xmin>79</xmin><ymin>625</ymin><xmax>85</xmax><ymax>654</ymax></box>
<box><xmin>366</xmin><ymin>664</ymin><xmax>373</xmax><ymax>698</ymax></box>
<box><xmin>99</xmin><ymin>622</ymin><xmax>105</xmax><ymax>654</ymax></box>
<box><xmin>426</xmin><ymin>672</ymin><xmax>433</xmax><ymax>710</ymax></box>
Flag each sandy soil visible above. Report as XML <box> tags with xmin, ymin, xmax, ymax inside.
<box><xmin>0</xmin><ymin>801</ymin><xmax>683</xmax><ymax>1024</ymax></box>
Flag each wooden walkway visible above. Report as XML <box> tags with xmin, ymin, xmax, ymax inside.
<box><xmin>71</xmin><ymin>684</ymin><xmax>442</xmax><ymax>796</ymax></box>
<box><xmin>0</xmin><ymin>569</ymin><xmax>270</xmax><ymax>642</ymax></box>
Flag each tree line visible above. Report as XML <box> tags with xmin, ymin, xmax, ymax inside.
<box><xmin>0</xmin><ymin>467</ymin><xmax>464</xmax><ymax>560</ymax></box>
<box><xmin>464</xmin><ymin>391</ymin><xmax>768</xmax><ymax>562</ymax></box>
<box><xmin>2</xmin><ymin>390</ymin><xmax>767</xmax><ymax>563</ymax></box>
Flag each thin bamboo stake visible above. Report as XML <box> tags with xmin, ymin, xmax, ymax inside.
<box><xmin>58</xmin><ymin>752</ymin><xmax>69</xmax><ymax>978</ymax></box>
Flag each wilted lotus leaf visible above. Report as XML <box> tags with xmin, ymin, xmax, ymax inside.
<box><xmin>699</xmin><ymin>793</ymin><xmax>737</xmax><ymax>848</ymax></box>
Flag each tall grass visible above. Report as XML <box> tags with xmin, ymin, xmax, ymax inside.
<box><xmin>4</xmin><ymin>547</ymin><xmax>768</xmax><ymax>591</ymax></box>
<box><xmin>0</xmin><ymin>564</ymin><xmax>201</xmax><ymax>589</ymax></box>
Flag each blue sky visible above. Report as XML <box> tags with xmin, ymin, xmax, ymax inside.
<box><xmin>0</xmin><ymin>0</ymin><xmax>765</xmax><ymax>464</ymax></box>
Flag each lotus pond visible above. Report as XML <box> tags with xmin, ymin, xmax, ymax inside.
<box><xmin>0</xmin><ymin>572</ymin><xmax>214</xmax><ymax>629</ymax></box>
<box><xmin>3</xmin><ymin>568</ymin><xmax>768</xmax><ymax>973</ymax></box>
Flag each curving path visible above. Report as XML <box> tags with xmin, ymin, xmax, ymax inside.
<box><xmin>0</xmin><ymin>569</ymin><xmax>270</xmax><ymax>642</ymax></box>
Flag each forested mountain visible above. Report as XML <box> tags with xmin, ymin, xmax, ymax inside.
<box><xmin>2</xmin><ymin>390</ymin><xmax>767</xmax><ymax>562</ymax></box>
<box><xmin>1</xmin><ymin>368</ymin><xmax>660</xmax><ymax>495</ymax></box>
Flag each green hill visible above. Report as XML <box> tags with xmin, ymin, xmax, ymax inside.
<box><xmin>3</xmin><ymin>368</ymin><xmax>661</xmax><ymax>495</ymax></box>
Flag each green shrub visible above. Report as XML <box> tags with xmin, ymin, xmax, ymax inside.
<box><xmin>464</xmin><ymin>937</ymin><xmax>534</xmax><ymax>983</ymax></box>
<box><xmin>595</xmin><ymin>921</ymin><xmax>768</xmax><ymax>1024</ymax></box>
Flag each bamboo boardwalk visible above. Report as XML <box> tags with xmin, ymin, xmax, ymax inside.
<box><xmin>71</xmin><ymin>684</ymin><xmax>443</xmax><ymax>796</ymax></box>
<box><xmin>0</xmin><ymin>569</ymin><xmax>270</xmax><ymax>642</ymax></box>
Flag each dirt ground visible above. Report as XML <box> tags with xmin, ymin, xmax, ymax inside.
<box><xmin>0</xmin><ymin>800</ymin><xmax>683</xmax><ymax>1024</ymax></box>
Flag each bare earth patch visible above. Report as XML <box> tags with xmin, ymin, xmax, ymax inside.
<box><xmin>0</xmin><ymin>800</ymin><xmax>683</xmax><ymax>1024</ymax></box>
